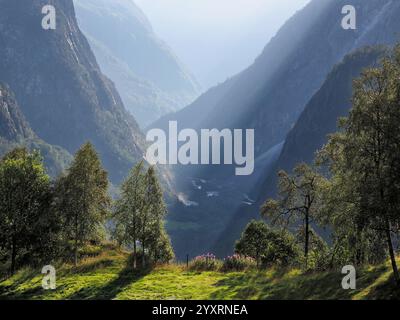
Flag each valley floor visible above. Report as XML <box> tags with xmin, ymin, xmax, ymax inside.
<box><xmin>0</xmin><ymin>246</ymin><xmax>399</xmax><ymax>300</ymax></box>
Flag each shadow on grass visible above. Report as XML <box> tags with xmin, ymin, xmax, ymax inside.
<box><xmin>0</xmin><ymin>286</ymin><xmax>45</xmax><ymax>300</ymax></box>
<box><xmin>0</xmin><ymin>269</ymin><xmax>40</xmax><ymax>299</ymax></box>
<box><xmin>210</xmin><ymin>264</ymin><xmax>395</xmax><ymax>300</ymax></box>
<box><xmin>362</xmin><ymin>272</ymin><xmax>400</xmax><ymax>300</ymax></box>
<box><xmin>66</xmin><ymin>263</ymin><xmax>150</xmax><ymax>300</ymax></box>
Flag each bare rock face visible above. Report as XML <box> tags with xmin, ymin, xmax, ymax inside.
<box><xmin>0</xmin><ymin>84</ymin><xmax>33</xmax><ymax>141</ymax></box>
<box><xmin>0</xmin><ymin>83</ymin><xmax>72</xmax><ymax>176</ymax></box>
<box><xmin>0</xmin><ymin>0</ymin><xmax>145</xmax><ymax>183</ymax></box>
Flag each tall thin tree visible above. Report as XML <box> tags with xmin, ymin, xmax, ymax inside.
<box><xmin>56</xmin><ymin>143</ymin><xmax>110</xmax><ymax>266</ymax></box>
<box><xmin>261</xmin><ymin>163</ymin><xmax>325</xmax><ymax>267</ymax></box>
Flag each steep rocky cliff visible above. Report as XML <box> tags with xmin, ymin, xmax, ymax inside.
<box><xmin>0</xmin><ymin>0</ymin><xmax>144</xmax><ymax>182</ymax></box>
<box><xmin>0</xmin><ymin>83</ymin><xmax>72</xmax><ymax>176</ymax></box>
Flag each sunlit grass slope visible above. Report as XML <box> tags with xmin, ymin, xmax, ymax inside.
<box><xmin>0</xmin><ymin>244</ymin><xmax>399</xmax><ymax>300</ymax></box>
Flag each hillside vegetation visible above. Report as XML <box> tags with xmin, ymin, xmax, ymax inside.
<box><xmin>0</xmin><ymin>244</ymin><xmax>399</xmax><ymax>300</ymax></box>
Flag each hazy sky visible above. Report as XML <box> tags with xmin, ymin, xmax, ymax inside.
<box><xmin>135</xmin><ymin>0</ymin><xmax>311</xmax><ymax>90</ymax></box>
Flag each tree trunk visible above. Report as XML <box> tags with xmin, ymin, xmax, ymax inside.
<box><xmin>74</xmin><ymin>238</ymin><xmax>78</xmax><ymax>267</ymax></box>
<box><xmin>142</xmin><ymin>241</ymin><xmax>146</xmax><ymax>269</ymax></box>
<box><xmin>74</xmin><ymin>212</ymin><xmax>79</xmax><ymax>266</ymax></box>
<box><xmin>305</xmin><ymin>211</ymin><xmax>310</xmax><ymax>268</ymax></box>
<box><xmin>133</xmin><ymin>240</ymin><xmax>137</xmax><ymax>269</ymax></box>
<box><xmin>10</xmin><ymin>237</ymin><xmax>17</xmax><ymax>275</ymax></box>
<box><xmin>385</xmin><ymin>222</ymin><xmax>399</xmax><ymax>285</ymax></box>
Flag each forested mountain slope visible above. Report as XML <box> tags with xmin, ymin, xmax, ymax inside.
<box><xmin>0</xmin><ymin>83</ymin><xmax>72</xmax><ymax>176</ymax></box>
<box><xmin>263</xmin><ymin>46</ymin><xmax>386</xmax><ymax>197</ymax></box>
<box><xmin>0</xmin><ymin>0</ymin><xmax>144</xmax><ymax>183</ymax></box>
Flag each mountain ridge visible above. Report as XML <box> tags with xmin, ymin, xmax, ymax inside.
<box><xmin>0</xmin><ymin>0</ymin><xmax>145</xmax><ymax>183</ymax></box>
<box><xmin>74</xmin><ymin>0</ymin><xmax>200</xmax><ymax>127</ymax></box>
<box><xmin>153</xmin><ymin>0</ymin><xmax>400</xmax><ymax>258</ymax></box>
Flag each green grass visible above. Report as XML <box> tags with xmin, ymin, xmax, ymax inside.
<box><xmin>1</xmin><ymin>245</ymin><xmax>400</xmax><ymax>300</ymax></box>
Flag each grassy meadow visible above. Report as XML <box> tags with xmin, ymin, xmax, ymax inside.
<box><xmin>0</xmin><ymin>244</ymin><xmax>399</xmax><ymax>300</ymax></box>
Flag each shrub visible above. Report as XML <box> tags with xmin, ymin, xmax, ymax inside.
<box><xmin>235</xmin><ymin>220</ymin><xmax>300</xmax><ymax>267</ymax></box>
<box><xmin>149</xmin><ymin>230</ymin><xmax>175</xmax><ymax>265</ymax></box>
<box><xmin>189</xmin><ymin>253</ymin><xmax>222</xmax><ymax>271</ymax></box>
<box><xmin>261</xmin><ymin>230</ymin><xmax>300</xmax><ymax>267</ymax></box>
<box><xmin>296</xmin><ymin>227</ymin><xmax>330</xmax><ymax>271</ymax></box>
<box><xmin>78</xmin><ymin>244</ymin><xmax>103</xmax><ymax>259</ymax></box>
<box><xmin>222</xmin><ymin>254</ymin><xmax>257</xmax><ymax>272</ymax></box>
